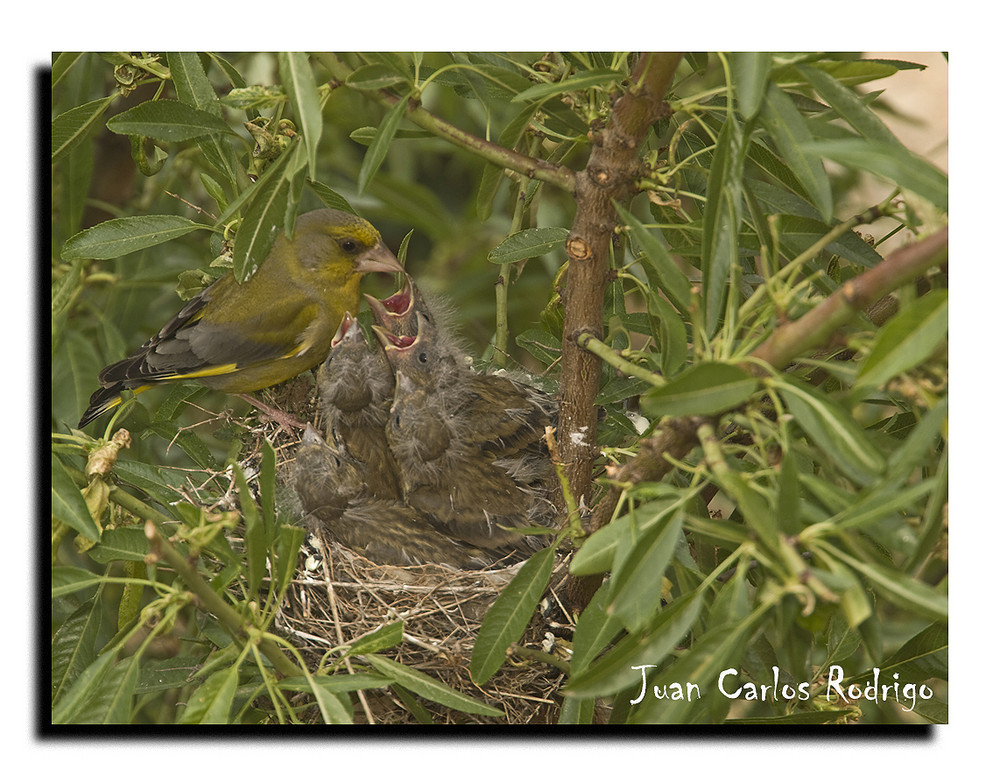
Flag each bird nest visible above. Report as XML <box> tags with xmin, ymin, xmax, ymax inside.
<box><xmin>251</xmin><ymin>405</ymin><xmax>582</xmax><ymax>724</ymax></box>
<box><xmin>274</xmin><ymin>525</ymin><xmax>577</xmax><ymax>724</ymax></box>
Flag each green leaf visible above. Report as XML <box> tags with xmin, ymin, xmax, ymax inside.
<box><xmin>796</xmin><ymin>64</ymin><xmax>902</xmax><ymax>148</ymax></box>
<box><xmin>616</xmin><ymin>204</ymin><xmax>690</xmax><ymax>312</ymax></box>
<box><xmin>52</xmin><ymin>96</ymin><xmax>115</xmax><ymax>164</ymax></box>
<box><xmin>87</xmin><ymin>526</ymin><xmax>149</xmax><ymax>564</ymax></box>
<box><xmin>564</xmin><ymin>590</ymin><xmax>705</xmax><ymax>699</ymax></box>
<box><xmin>759</xmin><ymin>83</ymin><xmax>833</xmax><ymax>222</ymax></box>
<box><xmin>306</xmin><ymin>179</ymin><xmax>358</xmax><ymax>215</ymax></box>
<box><xmin>774</xmin><ymin>376</ymin><xmax>886</xmax><ymax>485</ymax></box>
<box><xmin>52</xmin><ymin>652</ymin><xmax>139</xmax><ymax>723</ymax></box>
<box><xmin>476</xmin><ymin>101</ymin><xmax>538</xmax><ymax>221</ymax></box>
<box><xmin>61</xmin><ymin>215</ymin><xmax>207</xmax><ymax>261</ymax></box>
<box><xmin>272</xmin><ymin>523</ymin><xmax>306</xmax><ymax>595</ymax></box>
<box><xmin>700</xmin><ymin>115</ymin><xmax>746</xmax><ymax>331</ymax></box>
<box><xmin>177</xmin><ymin>665</ymin><xmax>239</xmax><ymax>723</ymax></box>
<box><xmin>487</xmin><ymin>227</ymin><xmax>568</xmax><ymax>264</ymax></box>
<box><xmin>233</xmin><ymin>139</ymin><xmax>308</xmax><ymax>282</ymax></box>
<box><xmin>106</xmin><ymin>99</ymin><xmax>235</xmax><ymax>142</ymax></box>
<box><xmin>51</xmin><ymin>594</ymin><xmax>104</xmax><ymax>706</ymax></box>
<box><xmin>802</xmin><ymin>138</ymin><xmax>947</xmax><ymax>211</ymax></box>
<box><xmin>732</xmin><ymin>52</ymin><xmax>771</xmax><ymax>120</ymax></box>
<box><xmin>348</xmin><ymin>126</ymin><xmax>434</xmax><ymax>146</ymax></box>
<box><xmin>470</xmin><ymin>544</ymin><xmax>557</xmax><ymax>684</ymax></box>
<box><xmin>512</xmin><ymin>68</ymin><xmax>623</xmax><ymax>102</ymax></box>
<box><xmin>51</xmin><ymin>454</ymin><xmax>99</xmax><ymax>541</ymax></box>
<box><xmin>358</xmin><ymin>94</ymin><xmax>410</xmax><ymax>194</ymax></box>
<box><xmin>347</xmin><ymin>620</ymin><xmax>405</xmax><ymax>656</ymax></box>
<box><xmin>642</xmin><ymin>362</ymin><xmax>757</xmax><ymax>417</ymax></box>
<box><xmin>570</xmin><ymin>496</ymin><xmax>692</xmax><ymax>576</ymax></box>
<box><xmin>569</xmin><ymin>585</ymin><xmax>621</xmax><ymax>672</ymax></box>
<box><xmin>606</xmin><ymin>509</ymin><xmax>686</xmax><ymax>632</ymax></box>
<box><xmin>52</xmin><ymin>566</ymin><xmax>105</xmax><ymax>597</ymax></box>
<box><xmin>167</xmin><ymin>52</ymin><xmax>247</xmax><ymax>191</ymax></box>
<box><xmin>855</xmin><ymin>290</ymin><xmax>948</xmax><ymax>389</ymax></box>
<box><xmin>278</xmin><ymin>52</ymin><xmax>323</xmax><ymax>179</ymax></box>
<box><xmin>345</xmin><ymin>64</ymin><xmax>408</xmax><ymax>90</ymax></box>
<box><xmin>822</xmin><ymin>543</ymin><xmax>947</xmax><ymax>622</ymax></box>
<box><xmin>233</xmin><ymin>463</ymin><xmax>264</xmax><ymax>595</ymax></box>
<box><xmin>364</xmin><ymin>654</ymin><xmax>503</xmax><ymax>717</ymax></box>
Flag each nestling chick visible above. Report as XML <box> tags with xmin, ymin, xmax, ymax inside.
<box><xmin>315</xmin><ymin>312</ymin><xmax>401</xmax><ymax>499</ymax></box>
<box><xmin>294</xmin><ymin>426</ymin><xmax>502</xmax><ymax>569</ymax></box>
<box><xmin>379</xmin><ymin>325</ymin><xmax>559</xmax><ymax>560</ymax></box>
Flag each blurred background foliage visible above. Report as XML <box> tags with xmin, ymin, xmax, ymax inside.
<box><xmin>50</xmin><ymin>52</ymin><xmax>947</xmax><ymax>724</ymax></box>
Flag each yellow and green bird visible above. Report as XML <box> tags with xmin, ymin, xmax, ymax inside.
<box><xmin>78</xmin><ymin>209</ymin><xmax>403</xmax><ymax>427</ymax></box>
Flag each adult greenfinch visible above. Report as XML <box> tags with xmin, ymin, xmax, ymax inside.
<box><xmin>294</xmin><ymin>426</ymin><xmax>501</xmax><ymax>569</ymax></box>
<box><xmin>315</xmin><ymin>312</ymin><xmax>401</xmax><ymax>499</ymax></box>
<box><xmin>78</xmin><ymin>209</ymin><xmax>403</xmax><ymax>427</ymax></box>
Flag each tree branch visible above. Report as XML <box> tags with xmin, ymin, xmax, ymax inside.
<box><xmin>557</xmin><ymin>53</ymin><xmax>684</xmax><ymax>504</ymax></box>
<box><xmin>320</xmin><ymin>54</ymin><xmax>576</xmax><ymax>192</ymax></box>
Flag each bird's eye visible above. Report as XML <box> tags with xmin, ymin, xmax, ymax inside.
<box><xmin>418</xmin><ymin>350</ymin><xmax>429</xmax><ymax>364</ymax></box>
<box><xmin>339</xmin><ymin>238</ymin><xmax>359</xmax><ymax>253</ymax></box>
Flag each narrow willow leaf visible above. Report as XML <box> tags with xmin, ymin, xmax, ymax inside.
<box><xmin>477</xmin><ymin>101</ymin><xmax>539</xmax><ymax>221</ymax></box>
<box><xmin>606</xmin><ymin>510</ymin><xmax>686</xmax><ymax>632</ymax></box>
<box><xmin>344</xmin><ymin>63</ymin><xmax>408</xmax><ymax>90</ymax></box>
<box><xmin>775</xmin><ymin>376</ymin><xmax>886</xmax><ymax>485</ymax></box>
<box><xmin>234</xmin><ymin>139</ymin><xmax>308</xmax><ymax>281</ymax></box>
<box><xmin>700</xmin><ymin>116</ymin><xmax>746</xmax><ymax>332</ymax></box>
<box><xmin>628</xmin><ymin>608</ymin><xmax>769</xmax><ymax>723</ymax></box>
<box><xmin>569</xmin><ymin>585</ymin><xmax>620</xmax><ymax>672</ymax></box>
<box><xmin>487</xmin><ymin>227</ymin><xmax>568</xmax><ymax>264</ymax></box>
<box><xmin>61</xmin><ymin>215</ymin><xmax>207</xmax><ymax>261</ymax></box>
<box><xmin>880</xmin><ymin>622</ymin><xmax>948</xmax><ymax>681</ymax></box>
<box><xmin>512</xmin><ymin>68</ymin><xmax>623</xmax><ymax>102</ymax></box>
<box><xmin>306</xmin><ymin>179</ymin><xmax>358</xmax><ymax>215</ymax></box>
<box><xmin>759</xmin><ymin>83</ymin><xmax>833</xmax><ymax>222</ymax></box>
<box><xmin>616</xmin><ymin>204</ymin><xmax>691</xmax><ymax>311</ymax></box>
<box><xmin>570</xmin><ymin>497</ymin><xmax>692</xmax><ymax>576</ymax></box>
<box><xmin>50</xmin><ymin>651</ymin><xmax>109</xmax><ymax>720</ymax></box>
<box><xmin>802</xmin><ymin>138</ymin><xmax>947</xmax><ymax>211</ymax></box>
<box><xmin>642</xmin><ymin>362</ymin><xmax>757</xmax><ymax>417</ymax></box>
<box><xmin>564</xmin><ymin>590</ymin><xmax>704</xmax><ymax>699</ymax></box>
<box><xmin>106</xmin><ymin>99</ymin><xmax>235</xmax><ymax>142</ymax></box>
<box><xmin>51</xmin><ymin>595</ymin><xmax>103</xmax><ymax>706</ymax></box>
<box><xmin>258</xmin><ymin>438</ymin><xmax>277</xmax><ymax>544</ymax></box>
<box><xmin>365</xmin><ymin>654</ymin><xmax>504</xmax><ymax>717</ymax></box>
<box><xmin>178</xmin><ymin>665</ymin><xmax>239</xmax><ymax>723</ymax></box>
<box><xmin>823</xmin><ymin>543</ymin><xmax>947</xmax><ymax>622</ymax></box>
<box><xmin>233</xmin><ymin>463</ymin><xmax>264</xmax><ymax>596</ymax></box>
<box><xmin>52</xmin><ymin>96</ymin><xmax>115</xmax><ymax>164</ymax></box>
<box><xmin>51</xmin><ymin>454</ymin><xmax>100</xmax><ymax>541</ymax></box>
<box><xmin>347</xmin><ymin>620</ymin><xmax>405</xmax><ymax>656</ymax></box>
<box><xmin>278</xmin><ymin>674</ymin><xmax>391</xmax><ymax>695</ymax></box>
<box><xmin>273</xmin><ymin>523</ymin><xmax>306</xmax><ymax>596</ymax></box>
<box><xmin>645</xmin><ymin>290</ymin><xmax>688</xmax><ymax>376</ymax></box>
<box><xmin>305</xmin><ymin>678</ymin><xmax>354</xmax><ymax>723</ymax></box>
<box><xmin>797</xmin><ymin>64</ymin><xmax>902</xmax><ymax>148</ymax></box>
<box><xmin>470</xmin><ymin>544</ymin><xmax>556</xmax><ymax>684</ymax></box>
<box><xmin>855</xmin><ymin>290</ymin><xmax>948</xmax><ymax>389</ymax></box>
<box><xmin>87</xmin><ymin>526</ymin><xmax>149</xmax><ymax>564</ymax></box>
<box><xmin>52</xmin><ymin>566</ymin><xmax>105</xmax><ymax>597</ymax></box>
<box><xmin>358</xmin><ymin>94</ymin><xmax>410</xmax><ymax>194</ymax></box>
<box><xmin>732</xmin><ymin>52</ymin><xmax>771</xmax><ymax>120</ymax></box>
<box><xmin>278</xmin><ymin>52</ymin><xmax>323</xmax><ymax>179</ymax></box>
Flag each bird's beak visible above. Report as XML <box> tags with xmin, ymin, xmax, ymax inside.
<box><xmin>356</xmin><ymin>242</ymin><xmax>404</xmax><ymax>274</ymax></box>
<box><xmin>365</xmin><ymin>273</ymin><xmax>414</xmax><ymax>328</ymax></box>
